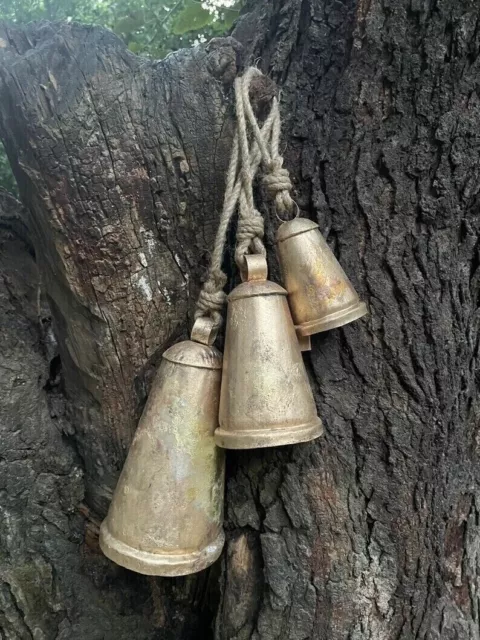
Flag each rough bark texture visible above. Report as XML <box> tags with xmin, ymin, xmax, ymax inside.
<box><xmin>0</xmin><ymin>0</ymin><xmax>479</xmax><ymax>638</ymax></box>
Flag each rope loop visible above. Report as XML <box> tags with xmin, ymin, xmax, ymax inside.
<box><xmin>235</xmin><ymin>212</ymin><xmax>265</xmax><ymax>270</ymax></box>
<box><xmin>193</xmin><ymin>66</ymin><xmax>296</xmax><ymax>337</ymax></box>
<box><xmin>194</xmin><ymin>277</ymin><xmax>227</xmax><ymax>332</ymax></box>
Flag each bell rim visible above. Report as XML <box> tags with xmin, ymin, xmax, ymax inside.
<box><xmin>214</xmin><ymin>418</ymin><xmax>323</xmax><ymax>449</ymax></box>
<box><xmin>276</xmin><ymin>218</ymin><xmax>319</xmax><ymax>244</ymax></box>
<box><xmin>99</xmin><ymin>522</ymin><xmax>225</xmax><ymax>577</ymax></box>
<box><xmin>296</xmin><ymin>301</ymin><xmax>368</xmax><ymax>336</ymax></box>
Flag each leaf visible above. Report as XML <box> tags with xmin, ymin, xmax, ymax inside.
<box><xmin>212</xmin><ymin>7</ymin><xmax>240</xmax><ymax>33</ymax></box>
<box><xmin>171</xmin><ymin>2</ymin><xmax>214</xmax><ymax>35</ymax></box>
<box><xmin>127</xmin><ymin>40</ymin><xmax>142</xmax><ymax>53</ymax></box>
<box><xmin>113</xmin><ymin>12</ymin><xmax>144</xmax><ymax>35</ymax></box>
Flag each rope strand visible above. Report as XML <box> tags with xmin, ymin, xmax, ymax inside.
<box><xmin>193</xmin><ymin>67</ymin><xmax>296</xmax><ymax>334</ymax></box>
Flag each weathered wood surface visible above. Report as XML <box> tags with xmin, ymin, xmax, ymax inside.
<box><xmin>0</xmin><ymin>0</ymin><xmax>479</xmax><ymax>637</ymax></box>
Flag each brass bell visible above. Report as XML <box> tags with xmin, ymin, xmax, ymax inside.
<box><xmin>215</xmin><ymin>255</ymin><xmax>323</xmax><ymax>449</ymax></box>
<box><xmin>276</xmin><ymin>218</ymin><xmax>367</xmax><ymax>336</ymax></box>
<box><xmin>100</xmin><ymin>318</ymin><xmax>225</xmax><ymax>577</ymax></box>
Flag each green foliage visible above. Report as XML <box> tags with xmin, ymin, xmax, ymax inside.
<box><xmin>0</xmin><ymin>0</ymin><xmax>244</xmax><ymax>59</ymax></box>
<box><xmin>0</xmin><ymin>0</ymin><xmax>243</xmax><ymax>193</ymax></box>
<box><xmin>171</xmin><ymin>2</ymin><xmax>213</xmax><ymax>36</ymax></box>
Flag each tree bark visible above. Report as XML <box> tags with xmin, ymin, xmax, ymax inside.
<box><xmin>0</xmin><ymin>1</ymin><xmax>479</xmax><ymax>638</ymax></box>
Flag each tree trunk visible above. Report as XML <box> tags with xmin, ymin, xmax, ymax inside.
<box><xmin>0</xmin><ymin>1</ymin><xmax>479</xmax><ymax>638</ymax></box>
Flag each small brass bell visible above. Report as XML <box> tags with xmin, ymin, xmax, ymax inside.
<box><xmin>276</xmin><ymin>218</ymin><xmax>367</xmax><ymax>336</ymax></box>
<box><xmin>100</xmin><ymin>318</ymin><xmax>225</xmax><ymax>577</ymax></box>
<box><xmin>215</xmin><ymin>255</ymin><xmax>323</xmax><ymax>449</ymax></box>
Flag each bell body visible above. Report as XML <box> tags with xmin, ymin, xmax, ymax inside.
<box><xmin>276</xmin><ymin>219</ymin><xmax>367</xmax><ymax>336</ymax></box>
<box><xmin>100</xmin><ymin>340</ymin><xmax>225</xmax><ymax>577</ymax></box>
<box><xmin>215</xmin><ymin>269</ymin><xmax>323</xmax><ymax>449</ymax></box>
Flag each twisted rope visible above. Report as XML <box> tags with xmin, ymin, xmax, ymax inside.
<box><xmin>194</xmin><ymin>66</ymin><xmax>295</xmax><ymax>333</ymax></box>
<box><xmin>233</xmin><ymin>68</ymin><xmax>267</xmax><ymax>270</ymax></box>
<box><xmin>244</xmin><ymin>94</ymin><xmax>296</xmax><ymax>218</ymax></box>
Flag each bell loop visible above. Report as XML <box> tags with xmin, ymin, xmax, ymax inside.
<box><xmin>191</xmin><ymin>317</ymin><xmax>218</xmax><ymax>346</ymax></box>
<box><xmin>275</xmin><ymin>197</ymin><xmax>300</xmax><ymax>223</ymax></box>
<box><xmin>241</xmin><ymin>254</ymin><xmax>268</xmax><ymax>283</ymax></box>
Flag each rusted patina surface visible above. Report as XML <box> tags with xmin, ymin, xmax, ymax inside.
<box><xmin>276</xmin><ymin>218</ymin><xmax>367</xmax><ymax>335</ymax></box>
<box><xmin>216</xmin><ymin>255</ymin><xmax>323</xmax><ymax>449</ymax></box>
<box><xmin>100</xmin><ymin>340</ymin><xmax>225</xmax><ymax>576</ymax></box>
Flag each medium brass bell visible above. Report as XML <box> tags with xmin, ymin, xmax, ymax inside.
<box><xmin>276</xmin><ymin>218</ymin><xmax>367</xmax><ymax>336</ymax></box>
<box><xmin>99</xmin><ymin>318</ymin><xmax>225</xmax><ymax>577</ymax></box>
<box><xmin>215</xmin><ymin>255</ymin><xmax>323</xmax><ymax>449</ymax></box>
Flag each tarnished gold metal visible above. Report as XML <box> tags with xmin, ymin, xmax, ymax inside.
<box><xmin>242</xmin><ymin>254</ymin><xmax>268</xmax><ymax>281</ymax></box>
<box><xmin>191</xmin><ymin>316</ymin><xmax>218</xmax><ymax>346</ymax></box>
<box><xmin>99</xmin><ymin>336</ymin><xmax>225</xmax><ymax>576</ymax></box>
<box><xmin>215</xmin><ymin>255</ymin><xmax>323</xmax><ymax>449</ymax></box>
<box><xmin>276</xmin><ymin>219</ymin><xmax>367</xmax><ymax>336</ymax></box>
<box><xmin>298</xmin><ymin>334</ymin><xmax>312</xmax><ymax>352</ymax></box>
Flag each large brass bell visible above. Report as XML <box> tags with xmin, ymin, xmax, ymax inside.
<box><xmin>215</xmin><ymin>255</ymin><xmax>323</xmax><ymax>449</ymax></box>
<box><xmin>276</xmin><ymin>218</ymin><xmax>367</xmax><ymax>336</ymax></box>
<box><xmin>100</xmin><ymin>318</ymin><xmax>225</xmax><ymax>576</ymax></box>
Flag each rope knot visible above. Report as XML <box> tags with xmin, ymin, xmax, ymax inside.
<box><xmin>235</xmin><ymin>212</ymin><xmax>265</xmax><ymax>268</ymax></box>
<box><xmin>195</xmin><ymin>278</ymin><xmax>227</xmax><ymax>330</ymax></box>
<box><xmin>262</xmin><ymin>166</ymin><xmax>292</xmax><ymax>197</ymax></box>
<box><xmin>262</xmin><ymin>160</ymin><xmax>295</xmax><ymax>216</ymax></box>
<box><xmin>236</xmin><ymin>214</ymin><xmax>264</xmax><ymax>243</ymax></box>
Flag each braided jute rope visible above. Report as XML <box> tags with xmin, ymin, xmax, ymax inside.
<box><xmin>194</xmin><ymin>67</ymin><xmax>296</xmax><ymax>333</ymax></box>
